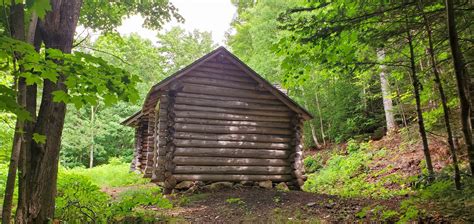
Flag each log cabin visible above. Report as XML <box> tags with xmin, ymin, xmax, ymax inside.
<box><xmin>121</xmin><ymin>47</ymin><xmax>312</xmax><ymax>193</ymax></box>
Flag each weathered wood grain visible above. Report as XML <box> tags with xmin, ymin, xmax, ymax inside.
<box><xmin>174</xmin><ymin>104</ymin><xmax>292</xmax><ymax>117</ymax></box>
<box><xmin>173</xmin><ymin>132</ymin><xmax>292</xmax><ymax>143</ymax></box>
<box><xmin>173</xmin><ymin>139</ymin><xmax>290</xmax><ymax>149</ymax></box>
<box><xmin>175</xmin><ymin>97</ymin><xmax>289</xmax><ymax>111</ymax></box>
<box><xmin>174</xmin><ymin>174</ymin><xmax>292</xmax><ymax>181</ymax></box>
<box><xmin>174</xmin><ymin>147</ymin><xmax>290</xmax><ymax>158</ymax></box>
<box><xmin>173</xmin><ymin>156</ymin><xmax>289</xmax><ymax>166</ymax></box>
<box><xmin>173</xmin><ymin>123</ymin><xmax>292</xmax><ymax>135</ymax></box>
<box><xmin>174</xmin><ymin>165</ymin><xmax>292</xmax><ymax>174</ymax></box>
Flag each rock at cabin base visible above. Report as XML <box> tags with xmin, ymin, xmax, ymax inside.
<box><xmin>258</xmin><ymin>180</ymin><xmax>273</xmax><ymax>189</ymax></box>
<box><xmin>207</xmin><ymin>181</ymin><xmax>234</xmax><ymax>191</ymax></box>
<box><xmin>240</xmin><ymin>181</ymin><xmax>254</xmax><ymax>186</ymax></box>
<box><xmin>175</xmin><ymin>181</ymin><xmax>194</xmax><ymax>190</ymax></box>
<box><xmin>275</xmin><ymin>182</ymin><xmax>290</xmax><ymax>192</ymax></box>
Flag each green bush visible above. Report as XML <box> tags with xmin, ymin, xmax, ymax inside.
<box><xmin>66</xmin><ymin>159</ymin><xmax>148</xmax><ymax>187</ymax></box>
<box><xmin>55</xmin><ymin>172</ymin><xmax>111</xmax><ymax>223</ymax></box>
<box><xmin>303</xmin><ymin>155</ymin><xmax>323</xmax><ymax>173</ymax></box>
<box><xmin>111</xmin><ymin>186</ymin><xmax>172</xmax><ymax>221</ymax></box>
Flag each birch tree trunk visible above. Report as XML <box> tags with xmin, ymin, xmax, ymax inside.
<box><xmin>315</xmin><ymin>92</ymin><xmax>326</xmax><ymax>145</ymax></box>
<box><xmin>377</xmin><ymin>49</ymin><xmax>397</xmax><ymax>134</ymax></box>
<box><xmin>304</xmin><ymin>100</ymin><xmax>320</xmax><ymax>148</ymax></box>
<box><xmin>89</xmin><ymin>106</ymin><xmax>95</xmax><ymax>168</ymax></box>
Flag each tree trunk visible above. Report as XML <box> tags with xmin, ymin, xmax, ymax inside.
<box><xmin>419</xmin><ymin>0</ymin><xmax>461</xmax><ymax>189</ymax></box>
<box><xmin>15</xmin><ymin>1</ymin><xmax>83</xmax><ymax>222</ymax></box>
<box><xmin>406</xmin><ymin>17</ymin><xmax>435</xmax><ymax>178</ymax></box>
<box><xmin>377</xmin><ymin>49</ymin><xmax>397</xmax><ymax>133</ymax></box>
<box><xmin>395</xmin><ymin>80</ymin><xmax>408</xmax><ymax>128</ymax></box>
<box><xmin>315</xmin><ymin>92</ymin><xmax>326</xmax><ymax>145</ymax></box>
<box><xmin>2</xmin><ymin>3</ymin><xmax>27</xmax><ymax>224</ymax></box>
<box><xmin>304</xmin><ymin>100</ymin><xmax>320</xmax><ymax>148</ymax></box>
<box><xmin>445</xmin><ymin>0</ymin><xmax>474</xmax><ymax>175</ymax></box>
<box><xmin>89</xmin><ymin>106</ymin><xmax>95</xmax><ymax>168</ymax></box>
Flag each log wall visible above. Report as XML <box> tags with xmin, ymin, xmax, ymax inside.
<box><xmin>135</xmin><ymin>55</ymin><xmax>306</xmax><ymax>192</ymax></box>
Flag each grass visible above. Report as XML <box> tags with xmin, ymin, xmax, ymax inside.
<box><xmin>303</xmin><ymin>142</ymin><xmax>411</xmax><ymax>198</ymax></box>
<box><xmin>60</xmin><ymin>158</ymin><xmax>148</xmax><ymax>188</ymax></box>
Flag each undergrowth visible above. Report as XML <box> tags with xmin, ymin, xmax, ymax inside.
<box><xmin>56</xmin><ymin>164</ymin><xmax>172</xmax><ymax>223</ymax></box>
<box><xmin>303</xmin><ymin>140</ymin><xmax>411</xmax><ymax>198</ymax></box>
<box><xmin>62</xmin><ymin>157</ymin><xmax>148</xmax><ymax>187</ymax></box>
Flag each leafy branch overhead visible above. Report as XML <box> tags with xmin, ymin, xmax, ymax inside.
<box><xmin>0</xmin><ymin>36</ymin><xmax>140</xmax><ymax>119</ymax></box>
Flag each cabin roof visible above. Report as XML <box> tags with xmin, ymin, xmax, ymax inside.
<box><xmin>122</xmin><ymin>46</ymin><xmax>313</xmax><ymax>126</ymax></box>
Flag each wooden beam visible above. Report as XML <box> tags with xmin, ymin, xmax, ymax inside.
<box><xmin>175</xmin><ymin>96</ymin><xmax>289</xmax><ymax>111</ymax></box>
<box><xmin>173</xmin><ymin>139</ymin><xmax>291</xmax><ymax>149</ymax></box>
<box><xmin>174</xmin><ymin>165</ymin><xmax>292</xmax><ymax>174</ymax></box>
<box><xmin>173</xmin><ymin>123</ymin><xmax>292</xmax><ymax>135</ymax></box>
<box><xmin>173</xmin><ymin>156</ymin><xmax>289</xmax><ymax>166</ymax></box>
<box><xmin>173</xmin><ymin>117</ymin><xmax>291</xmax><ymax>128</ymax></box>
<box><xmin>174</xmin><ymin>111</ymin><xmax>291</xmax><ymax>122</ymax></box>
<box><xmin>182</xmin><ymin>83</ymin><xmax>276</xmax><ymax>100</ymax></box>
<box><xmin>174</xmin><ymin>174</ymin><xmax>292</xmax><ymax>182</ymax></box>
<box><xmin>176</xmin><ymin>92</ymin><xmax>284</xmax><ymax>106</ymax></box>
<box><xmin>174</xmin><ymin>132</ymin><xmax>292</xmax><ymax>143</ymax></box>
<box><xmin>174</xmin><ymin>147</ymin><xmax>290</xmax><ymax>158</ymax></box>
<box><xmin>174</xmin><ymin>104</ymin><xmax>292</xmax><ymax>117</ymax></box>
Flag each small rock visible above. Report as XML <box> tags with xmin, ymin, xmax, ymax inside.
<box><xmin>194</xmin><ymin>181</ymin><xmax>205</xmax><ymax>186</ymax></box>
<box><xmin>325</xmin><ymin>202</ymin><xmax>336</xmax><ymax>209</ymax></box>
<box><xmin>240</xmin><ymin>181</ymin><xmax>254</xmax><ymax>186</ymax></box>
<box><xmin>175</xmin><ymin>181</ymin><xmax>194</xmax><ymax>190</ymax></box>
<box><xmin>233</xmin><ymin>183</ymin><xmax>243</xmax><ymax>189</ymax></box>
<box><xmin>306</xmin><ymin>202</ymin><xmax>317</xmax><ymax>207</ymax></box>
<box><xmin>258</xmin><ymin>180</ymin><xmax>273</xmax><ymax>189</ymax></box>
<box><xmin>275</xmin><ymin>182</ymin><xmax>290</xmax><ymax>192</ymax></box>
<box><xmin>208</xmin><ymin>181</ymin><xmax>234</xmax><ymax>191</ymax></box>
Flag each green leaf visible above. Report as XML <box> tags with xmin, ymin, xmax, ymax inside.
<box><xmin>52</xmin><ymin>90</ymin><xmax>69</xmax><ymax>103</ymax></box>
<box><xmin>41</xmin><ymin>70</ymin><xmax>58</xmax><ymax>82</ymax></box>
<box><xmin>28</xmin><ymin>0</ymin><xmax>52</xmax><ymax>19</ymax></box>
<box><xmin>33</xmin><ymin>133</ymin><xmax>46</xmax><ymax>144</ymax></box>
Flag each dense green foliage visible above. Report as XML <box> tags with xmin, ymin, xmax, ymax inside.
<box><xmin>56</xmin><ymin>162</ymin><xmax>171</xmax><ymax>223</ymax></box>
<box><xmin>228</xmin><ymin>0</ymin><xmax>472</xmax><ymax>146</ymax></box>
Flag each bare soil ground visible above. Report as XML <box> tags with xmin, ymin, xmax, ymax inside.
<box><xmin>162</xmin><ymin>187</ymin><xmax>402</xmax><ymax>223</ymax></box>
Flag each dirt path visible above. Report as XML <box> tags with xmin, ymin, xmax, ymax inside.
<box><xmin>161</xmin><ymin>187</ymin><xmax>402</xmax><ymax>223</ymax></box>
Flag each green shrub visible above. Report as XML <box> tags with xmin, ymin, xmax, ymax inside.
<box><xmin>111</xmin><ymin>186</ymin><xmax>172</xmax><ymax>220</ymax></box>
<box><xmin>66</xmin><ymin>159</ymin><xmax>148</xmax><ymax>187</ymax></box>
<box><xmin>303</xmin><ymin>154</ymin><xmax>323</xmax><ymax>173</ymax></box>
<box><xmin>55</xmin><ymin>172</ymin><xmax>111</xmax><ymax>223</ymax></box>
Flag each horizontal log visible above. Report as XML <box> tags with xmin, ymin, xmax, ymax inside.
<box><xmin>201</xmin><ymin>61</ymin><xmax>241</xmax><ymax>71</ymax></box>
<box><xmin>174</xmin><ymin>147</ymin><xmax>290</xmax><ymax>158</ymax></box>
<box><xmin>173</xmin><ymin>156</ymin><xmax>289</xmax><ymax>166</ymax></box>
<box><xmin>174</xmin><ymin>174</ymin><xmax>292</xmax><ymax>182</ymax></box>
<box><xmin>190</xmin><ymin>71</ymin><xmax>255</xmax><ymax>83</ymax></box>
<box><xmin>182</xmin><ymin>83</ymin><xmax>276</xmax><ymax>100</ymax></box>
<box><xmin>174</xmin><ymin>111</ymin><xmax>292</xmax><ymax>122</ymax></box>
<box><xmin>182</xmin><ymin>76</ymin><xmax>260</xmax><ymax>91</ymax></box>
<box><xmin>174</xmin><ymin>123</ymin><xmax>292</xmax><ymax>135</ymax></box>
<box><xmin>176</xmin><ymin>92</ymin><xmax>283</xmax><ymax>106</ymax></box>
<box><xmin>194</xmin><ymin>66</ymin><xmax>246</xmax><ymax>77</ymax></box>
<box><xmin>174</xmin><ymin>139</ymin><xmax>290</xmax><ymax>149</ymax></box>
<box><xmin>174</xmin><ymin>104</ymin><xmax>292</xmax><ymax>117</ymax></box>
<box><xmin>174</xmin><ymin>132</ymin><xmax>292</xmax><ymax>143</ymax></box>
<box><xmin>175</xmin><ymin>97</ymin><xmax>289</xmax><ymax>112</ymax></box>
<box><xmin>174</xmin><ymin>165</ymin><xmax>292</xmax><ymax>174</ymax></box>
<box><xmin>173</xmin><ymin>117</ymin><xmax>290</xmax><ymax>129</ymax></box>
